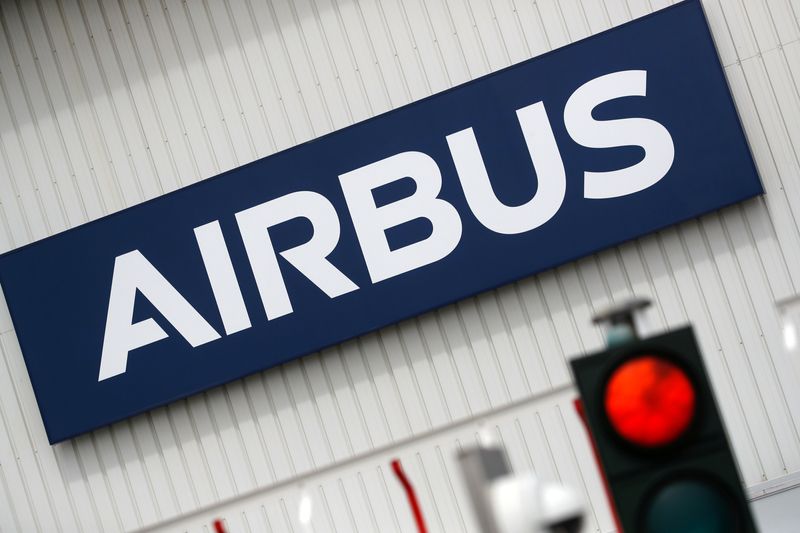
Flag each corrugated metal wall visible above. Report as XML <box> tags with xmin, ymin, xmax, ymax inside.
<box><xmin>138</xmin><ymin>386</ymin><xmax>614</xmax><ymax>532</ymax></box>
<box><xmin>0</xmin><ymin>0</ymin><xmax>799</xmax><ymax>531</ymax></box>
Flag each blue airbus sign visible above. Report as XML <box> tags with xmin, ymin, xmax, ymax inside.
<box><xmin>0</xmin><ymin>0</ymin><xmax>762</xmax><ymax>443</ymax></box>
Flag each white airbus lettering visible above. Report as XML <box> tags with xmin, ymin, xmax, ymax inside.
<box><xmin>447</xmin><ymin>101</ymin><xmax>567</xmax><ymax>234</ymax></box>
<box><xmin>564</xmin><ymin>70</ymin><xmax>675</xmax><ymax>199</ymax></box>
<box><xmin>99</xmin><ymin>69</ymin><xmax>673</xmax><ymax>380</ymax></box>
<box><xmin>236</xmin><ymin>190</ymin><xmax>359</xmax><ymax>320</ymax></box>
<box><xmin>339</xmin><ymin>151</ymin><xmax>463</xmax><ymax>283</ymax></box>
<box><xmin>98</xmin><ymin>250</ymin><xmax>221</xmax><ymax>381</ymax></box>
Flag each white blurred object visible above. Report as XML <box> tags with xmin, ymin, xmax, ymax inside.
<box><xmin>784</xmin><ymin>322</ymin><xmax>797</xmax><ymax>351</ymax></box>
<box><xmin>458</xmin><ymin>445</ymin><xmax>584</xmax><ymax>533</ymax></box>
<box><xmin>478</xmin><ymin>422</ymin><xmax>498</xmax><ymax>448</ymax></box>
<box><xmin>489</xmin><ymin>473</ymin><xmax>584</xmax><ymax>533</ymax></box>
<box><xmin>297</xmin><ymin>489</ymin><xmax>312</xmax><ymax>528</ymax></box>
<box><xmin>490</xmin><ymin>474</ymin><xmax>541</xmax><ymax>533</ymax></box>
<box><xmin>777</xmin><ymin>296</ymin><xmax>800</xmax><ymax>388</ymax></box>
<box><xmin>538</xmin><ymin>482</ymin><xmax>585</xmax><ymax>532</ymax></box>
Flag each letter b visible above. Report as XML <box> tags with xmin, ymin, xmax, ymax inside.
<box><xmin>339</xmin><ymin>152</ymin><xmax>462</xmax><ymax>283</ymax></box>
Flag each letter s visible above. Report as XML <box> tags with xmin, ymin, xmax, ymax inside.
<box><xmin>564</xmin><ymin>70</ymin><xmax>675</xmax><ymax>199</ymax></box>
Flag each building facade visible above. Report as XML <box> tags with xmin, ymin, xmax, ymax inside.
<box><xmin>0</xmin><ymin>0</ymin><xmax>798</xmax><ymax>531</ymax></box>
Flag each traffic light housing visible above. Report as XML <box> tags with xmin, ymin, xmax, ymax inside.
<box><xmin>570</xmin><ymin>326</ymin><xmax>757</xmax><ymax>532</ymax></box>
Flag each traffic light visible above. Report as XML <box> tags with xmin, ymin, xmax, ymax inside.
<box><xmin>570</xmin><ymin>326</ymin><xmax>757</xmax><ymax>532</ymax></box>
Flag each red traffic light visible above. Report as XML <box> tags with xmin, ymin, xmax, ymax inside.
<box><xmin>572</xmin><ymin>328</ymin><xmax>757</xmax><ymax>531</ymax></box>
<box><xmin>604</xmin><ymin>355</ymin><xmax>696</xmax><ymax>447</ymax></box>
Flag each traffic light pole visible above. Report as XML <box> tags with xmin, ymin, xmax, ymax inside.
<box><xmin>591</xmin><ymin>297</ymin><xmax>652</xmax><ymax>347</ymax></box>
<box><xmin>573</xmin><ymin>398</ymin><xmax>624</xmax><ymax>533</ymax></box>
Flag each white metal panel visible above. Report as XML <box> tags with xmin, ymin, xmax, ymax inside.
<box><xmin>134</xmin><ymin>386</ymin><xmax>614</xmax><ymax>533</ymax></box>
<box><xmin>0</xmin><ymin>0</ymin><xmax>799</xmax><ymax>531</ymax></box>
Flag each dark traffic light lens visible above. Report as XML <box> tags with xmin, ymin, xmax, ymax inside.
<box><xmin>643</xmin><ymin>478</ymin><xmax>740</xmax><ymax>533</ymax></box>
<box><xmin>604</xmin><ymin>355</ymin><xmax>695</xmax><ymax>447</ymax></box>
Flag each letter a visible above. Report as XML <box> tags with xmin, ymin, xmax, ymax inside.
<box><xmin>98</xmin><ymin>250</ymin><xmax>221</xmax><ymax>381</ymax></box>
